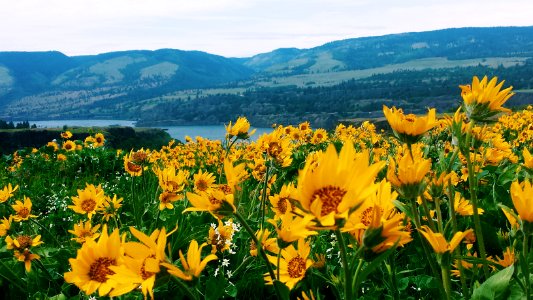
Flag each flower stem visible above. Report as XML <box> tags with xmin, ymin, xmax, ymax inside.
<box><xmin>464</xmin><ymin>129</ymin><xmax>490</xmax><ymax>278</ymax></box>
<box><xmin>335</xmin><ymin>229</ymin><xmax>352</xmax><ymax>300</ymax></box>
<box><xmin>522</xmin><ymin>231</ymin><xmax>531</xmax><ymax>299</ymax></box>
<box><xmin>447</xmin><ymin>183</ymin><xmax>468</xmax><ymax>297</ymax></box>
<box><xmin>409</xmin><ymin>200</ymin><xmax>445</xmax><ymax>295</ymax></box>
<box><xmin>260</xmin><ymin>159</ymin><xmax>271</xmax><ymax>229</ymax></box>
<box><xmin>30</xmin><ymin>218</ymin><xmax>61</xmax><ymax>246</ymax></box>
<box><xmin>233</xmin><ymin>211</ymin><xmax>285</xmax><ymax>300</ymax></box>
<box><xmin>171</xmin><ymin>275</ymin><xmax>199</xmax><ymax>300</ymax></box>
<box><xmin>441</xmin><ymin>261</ymin><xmax>452</xmax><ymax>300</ymax></box>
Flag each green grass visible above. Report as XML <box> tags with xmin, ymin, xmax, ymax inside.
<box><xmin>0</xmin><ymin>66</ymin><xmax>13</xmax><ymax>87</ymax></box>
<box><xmin>255</xmin><ymin>56</ymin><xmax>529</xmax><ymax>88</ymax></box>
<box><xmin>140</xmin><ymin>62</ymin><xmax>179</xmax><ymax>79</ymax></box>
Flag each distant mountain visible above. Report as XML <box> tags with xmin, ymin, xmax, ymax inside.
<box><xmin>0</xmin><ymin>49</ymin><xmax>252</xmax><ymax>104</ymax></box>
<box><xmin>243</xmin><ymin>27</ymin><xmax>533</xmax><ymax>74</ymax></box>
<box><xmin>1</xmin><ymin>26</ymin><xmax>533</xmax><ymax>122</ymax></box>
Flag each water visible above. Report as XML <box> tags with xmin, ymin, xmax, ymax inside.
<box><xmin>31</xmin><ymin>119</ymin><xmax>136</xmax><ymax>128</ymax></box>
<box><xmin>30</xmin><ymin>120</ymin><xmax>271</xmax><ymax>141</ymax></box>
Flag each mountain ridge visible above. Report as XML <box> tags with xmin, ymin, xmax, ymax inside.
<box><xmin>1</xmin><ymin>26</ymin><xmax>533</xmax><ymax>123</ymax></box>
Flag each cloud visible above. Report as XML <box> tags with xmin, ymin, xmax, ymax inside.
<box><xmin>0</xmin><ymin>0</ymin><xmax>531</xmax><ymax>57</ymax></box>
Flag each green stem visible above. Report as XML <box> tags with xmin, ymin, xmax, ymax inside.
<box><xmin>353</xmin><ymin>258</ymin><xmax>364</xmax><ymax>298</ymax></box>
<box><xmin>233</xmin><ymin>256</ymin><xmax>252</xmax><ymax>276</ymax></box>
<box><xmin>388</xmin><ymin>258</ymin><xmax>400</xmax><ymax>300</ymax></box>
<box><xmin>447</xmin><ymin>183</ymin><xmax>468</xmax><ymax>298</ymax></box>
<box><xmin>277</xmin><ymin>248</ymin><xmax>282</xmax><ymax>280</ymax></box>
<box><xmin>260</xmin><ymin>159</ymin><xmax>271</xmax><ymax>229</ymax></box>
<box><xmin>234</xmin><ymin>212</ymin><xmax>285</xmax><ymax>300</ymax></box>
<box><xmin>0</xmin><ymin>259</ymin><xmax>26</xmax><ymax>292</ymax></box>
<box><xmin>522</xmin><ymin>231</ymin><xmax>531</xmax><ymax>299</ymax></box>
<box><xmin>441</xmin><ymin>261</ymin><xmax>452</xmax><ymax>300</ymax></box>
<box><xmin>464</xmin><ymin>131</ymin><xmax>490</xmax><ymax>278</ymax></box>
<box><xmin>446</xmin><ymin>148</ymin><xmax>460</xmax><ymax>173</ymax></box>
<box><xmin>335</xmin><ymin>229</ymin><xmax>352</xmax><ymax>300</ymax></box>
<box><xmin>409</xmin><ymin>200</ymin><xmax>445</xmax><ymax>295</ymax></box>
<box><xmin>171</xmin><ymin>275</ymin><xmax>199</xmax><ymax>300</ymax></box>
<box><xmin>420</xmin><ymin>194</ymin><xmax>437</xmax><ymax>232</ymax></box>
<box><xmin>153</xmin><ymin>208</ymin><xmax>161</xmax><ymax>231</ymax></box>
<box><xmin>130</xmin><ymin>175</ymin><xmax>137</xmax><ymax>225</ymax></box>
<box><xmin>434</xmin><ymin>196</ymin><xmax>444</xmax><ymax>234</ymax></box>
<box><xmin>30</xmin><ymin>218</ymin><xmax>61</xmax><ymax>246</ymax></box>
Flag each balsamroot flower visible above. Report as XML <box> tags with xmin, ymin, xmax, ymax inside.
<box><xmin>460</xmin><ymin>76</ymin><xmax>514</xmax><ymax>121</ymax></box>
<box><xmin>61</xmin><ymin>131</ymin><xmax>73</xmax><ymax>139</ymax></box>
<box><xmin>387</xmin><ymin>143</ymin><xmax>431</xmax><ymax>198</ymax></box>
<box><xmin>109</xmin><ymin>227</ymin><xmax>170</xmax><ymax>299</ymax></box>
<box><xmin>453</xmin><ymin>192</ymin><xmax>484</xmax><ymax>216</ymax></box>
<box><xmin>345</xmin><ymin>180</ymin><xmax>412</xmax><ymax>253</ymax></box>
<box><xmin>383</xmin><ymin>105</ymin><xmax>437</xmax><ymax>144</ymax></box>
<box><xmin>64</xmin><ymin>225</ymin><xmax>132</xmax><ymax>297</ymax></box>
<box><xmin>419</xmin><ymin>225</ymin><xmax>473</xmax><ymax>254</ymax></box>
<box><xmin>11</xmin><ymin>196</ymin><xmax>37</xmax><ymax>222</ymax></box>
<box><xmin>266</xmin><ymin>238</ymin><xmax>312</xmax><ymax>290</ymax></box>
<box><xmin>0</xmin><ymin>183</ymin><xmax>19</xmax><ymax>203</ymax></box>
<box><xmin>268</xmin><ymin>213</ymin><xmax>318</xmax><ymax>245</ymax></box>
<box><xmin>161</xmin><ymin>240</ymin><xmax>217</xmax><ymax>281</ymax></box>
<box><xmin>15</xmin><ymin>249</ymin><xmax>41</xmax><ymax>272</ymax></box>
<box><xmin>69</xmin><ymin>184</ymin><xmax>105</xmax><ymax>219</ymax></box>
<box><xmin>294</xmin><ymin>142</ymin><xmax>385</xmax><ymax>228</ymax></box>
<box><xmin>225</xmin><ymin>116</ymin><xmax>255</xmax><ymax>139</ymax></box>
<box><xmin>69</xmin><ymin>221</ymin><xmax>101</xmax><ymax>244</ymax></box>
<box><xmin>510</xmin><ymin>179</ymin><xmax>533</xmax><ymax>223</ymax></box>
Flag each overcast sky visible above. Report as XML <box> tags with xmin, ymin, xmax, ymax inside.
<box><xmin>0</xmin><ymin>0</ymin><xmax>532</xmax><ymax>58</ymax></box>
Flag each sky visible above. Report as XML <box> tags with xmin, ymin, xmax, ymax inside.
<box><xmin>0</xmin><ymin>0</ymin><xmax>532</xmax><ymax>58</ymax></box>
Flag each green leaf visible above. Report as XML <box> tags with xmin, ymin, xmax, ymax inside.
<box><xmin>472</xmin><ymin>265</ymin><xmax>514</xmax><ymax>300</ymax></box>
<box><xmin>273</xmin><ymin>280</ymin><xmax>290</xmax><ymax>300</ymax></box>
<box><xmin>48</xmin><ymin>294</ymin><xmax>67</xmax><ymax>300</ymax></box>
<box><xmin>205</xmin><ymin>276</ymin><xmax>226</xmax><ymax>300</ymax></box>
<box><xmin>508</xmin><ymin>278</ymin><xmax>527</xmax><ymax>300</ymax></box>
<box><xmin>355</xmin><ymin>244</ymin><xmax>398</xmax><ymax>289</ymax></box>
<box><xmin>225</xmin><ymin>282</ymin><xmax>238</xmax><ymax>298</ymax></box>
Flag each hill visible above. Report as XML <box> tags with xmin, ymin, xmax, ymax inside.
<box><xmin>1</xmin><ymin>26</ymin><xmax>533</xmax><ymax>125</ymax></box>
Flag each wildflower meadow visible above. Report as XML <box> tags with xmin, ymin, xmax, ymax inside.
<box><xmin>1</xmin><ymin>76</ymin><xmax>532</xmax><ymax>299</ymax></box>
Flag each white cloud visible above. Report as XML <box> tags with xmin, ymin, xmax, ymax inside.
<box><xmin>0</xmin><ymin>0</ymin><xmax>531</xmax><ymax>56</ymax></box>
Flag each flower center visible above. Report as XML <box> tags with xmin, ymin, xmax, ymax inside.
<box><xmin>81</xmin><ymin>198</ymin><xmax>96</xmax><ymax>212</ymax></box>
<box><xmin>196</xmin><ymin>179</ymin><xmax>208</xmax><ymax>191</ymax></box>
<box><xmin>209</xmin><ymin>195</ymin><xmax>222</xmax><ymax>206</ymax></box>
<box><xmin>127</xmin><ymin>161</ymin><xmax>142</xmax><ymax>173</ymax></box>
<box><xmin>287</xmin><ymin>255</ymin><xmax>306</xmax><ymax>278</ymax></box>
<box><xmin>89</xmin><ymin>257</ymin><xmax>116</xmax><ymax>283</ymax></box>
<box><xmin>360</xmin><ymin>207</ymin><xmax>374</xmax><ymax>226</ymax></box>
<box><xmin>167</xmin><ymin>180</ymin><xmax>180</xmax><ymax>191</ymax></box>
<box><xmin>160</xmin><ymin>192</ymin><xmax>176</xmax><ymax>204</ymax></box>
<box><xmin>250</xmin><ymin>240</ymin><xmax>257</xmax><ymax>251</ymax></box>
<box><xmin>277</xmin><ymin>198</ymin><xmax>289</xmax><ymax>214</ymax></box>
<box><xmin>132</xmin><ymin>151</ymin><xmax>148</xmax><ymax>163</ymax></box>
<box><xmin>18</xmin><ymin>207</ymin><xmax>30</xmax><ymax>218</ymax></box>
<box><xmin>311</xmin><ymin>185</ymin><xmax>346</xmax><ymax>216</ymax></box>
<box><xmin>218</xmin><ymin>184</ymin><xmax>232</xmax><ymax>195</ymax></box>
<box><xmin>405</xmin><ymin>114</ymin><xmax>416</xmax><ymax>123</ymax></box>
<box><xmin>79</xmin><ymin>229</ymin><xmax>93</xmax><ymax>238</ymax></box>
<box><xmin>16</xmin><ymin>235</ymin><xmax>32</xmax><ymax>249</ymax></box>
<box><xmin>268</xmin><ymin>142</ymin><xmax>282</xmax><ymax>157</ymax></box>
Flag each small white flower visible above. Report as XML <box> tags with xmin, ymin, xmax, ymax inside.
<box><xmin>222</xmin><ymin>259</ymin><xmax>230</xmax><ymax>267</ymax></box>
<box><xmin>226</xmin><ymin>270</ymin><xmax>233</xmax><ymax>278</ymax></box>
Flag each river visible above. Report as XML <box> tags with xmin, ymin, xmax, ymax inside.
<box><xmin>30</xmin><ymin>120</ymin><xmax>272</xmax><ymax>141</ymax></box>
